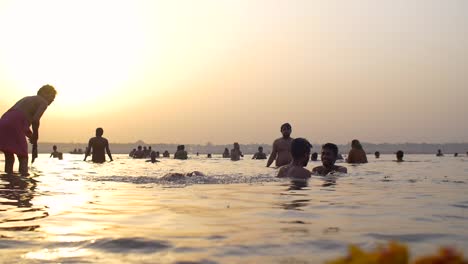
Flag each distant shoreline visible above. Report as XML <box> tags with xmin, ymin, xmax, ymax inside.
<box><xmin>30</xmin><ymin>142</ymin><xmax>468</xmax><ymax>155</ymax></box>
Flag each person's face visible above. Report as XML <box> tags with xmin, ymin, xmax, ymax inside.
<box><xmin>43</xmin><ymin>92</ymin><xmax>56</xmax><ymax>105</ymax></box>
<box><xmin>302</xmin><ymin>151</ymin><xmax>311</xmax><ymax>166</ymax></box>
<box><xmin>281</xmin><ymin>127</ymin><xmax>291</xmax><ymax>137</ymax></box>
<box><xmin>321</xmin><ymin>148</ymin><xmax>337</xmax><ymax>167</ymax></box>
<box><xmin>259</xmin><ymin>147</ymin><xmax>263</xmax><ymax>153</ymax></box>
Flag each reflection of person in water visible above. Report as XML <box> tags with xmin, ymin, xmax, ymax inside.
<box><xmin>0</xmin><ymin>174</ymin><xmax>37</xmax><ymax>208</ymax></box>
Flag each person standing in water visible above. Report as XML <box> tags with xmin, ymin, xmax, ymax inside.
<box><xmin>0</xmin><ymin>85</ymin><xmax>57</xmax><ymax>175</ymax></box>
<box><xmin>252</xmin><ymin>146</ymin><xmax>267</xmax><ymax>160</ymax></box>
<box><xmin>266</xmin><ymin>123</ymin><xmax>293</xmax><ymax>167</ymax></box>
<box><xmin>222</xmin><ymin>148</ymin><xmax>230</xmax><ymax>158</ymax></box>
<box><xmin>84</xmin><ymin>128</ymin><xmax>113</xmax><ymax>163</ymax></box>
<box><xmin>230</xmin><ymin>142</ymin><xmax>243</xmax><ymax>161</ymax></box>
<box><xmin>347</xmin><ymin>139</ymin><xmax>368</xmax><ymax>164</ymax></box>
<box><xmin>50</xmin><ymin>145</ymin><xmax>63</xmax><ymax>160</ymax></box>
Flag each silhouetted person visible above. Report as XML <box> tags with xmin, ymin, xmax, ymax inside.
<box><xmin>347</xmin><ymin>139</ymin><xmax>368</xmax><ymax>164</ymax></box>
<box><xmin>375</xmin><ymin>151</ymin><xmax>380</xmax><ymax>159</ymax></box>
<box><xmin>155</xmin><ymin>151</ymin><xmax>160</xmax><ymax>158</ymax></box>
<box><xmin>133</xmin><ymin>145</ymin><xmax>144</xmax><ymax>159</ymax></box>
<box><xmin>266</xmin><ymin>123</ymin><xmax>293</xmax><ymax>167</ymax></box>
<box><xmin>174</xmin><ymin>145</ymin><xmax>188</xmax><ymax>160</ymax></box>
<box><xmin>230</xmin><ymin>142</ymin><xmax>243</xmax><ymax>161</ymax></box>
<box><xmin>252</xmin><ymin>146</ymin><xmax>267</xmax><ymax>160</ymax></box>
<box><xmin>436</xmin><ymin>149</ymin><xmax>444</xmax><ymax>157</ymax></box>
<box><xmin>50</xmin><ymin>145</ymin><xmax>63</xmax><ymax>160</ymax></box>
<box><xmin>163</xmin><ymin>150</ymin><xmax>170</xmax><ymax>158</ymax></box>
<box><xmin>84</xmin><ymin>127</ymin><xmax>113</xmax><ymax>163</ymax></box>
<box><xmin>207</xmin><ymin>153</ymin><xmax>212</xmax><ymax>158</ymax></box>
<box><xmin>129</xmin><ymin>148</ymin><xmax>136</xmax><ymax>157</ymax></box>
<box><xmin>310</xmin><ymin>152</ymin><xmax>318</xmax><ymax>161</ymax></box>
<box><xmin>147</xmin><ymin>146</ymin><xmax>152</xmax><ymax>158</ymax></box>
<box><xmin>0</xmin><ymin>85</ymin><xmax>56</xmax><ymax>175</ymax></box>
<box><xmin>143</xmin><ymin>146</ymin><xmax>148</xmax><ymax>158</ymax></box>
<box><xmin>146</xmin><ymin>151</ymin><xmax>160</xmax><ymax>163</ymax></box>
<box><xmin>313</xmin><ymin>143</ymin><xmax>347</xmax><ymax>176</ymax></box>
<box><xmin>196</xmin><ymin>152</ymin><xmax>199</xmax><ymax>156</ymax></box>
<box><xmin>396</xmin><ymin>150</ymin><xmax>404</xmax><ymax>162</ymax></box>
<box><xmin>222</xmin><ymin>148</ymin><xmax>230</xmax><ymax>158</ymax></box>
<box><xmin>454</xmin><ymin>153</ymin><xmax>458</xmax><ymax>157</ymax></box>
<box><xmin>277</xmin><ymin>138</ymin><xmax>312</xmax><ymax>179</ymax></box>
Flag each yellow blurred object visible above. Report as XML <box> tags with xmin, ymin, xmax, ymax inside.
<box><xmin>326</xmin><ymin>242</ymin><xmax>466</xmax><ymax>264</ymax></box>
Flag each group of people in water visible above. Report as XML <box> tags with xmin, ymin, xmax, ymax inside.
<box><xmin>0</xmin><ymin>86</ymin><xmax>466</xmax><ymax>177</ymax></box>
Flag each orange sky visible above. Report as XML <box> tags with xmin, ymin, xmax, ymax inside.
<box><xmin>1</xmin><ymin>0</ymin><xmax>467</xmax><ymax>144</ymax></box>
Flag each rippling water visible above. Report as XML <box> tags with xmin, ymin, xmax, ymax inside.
<box><xmin>0</xmin><ymin>154</ymin><xmax>467</xmax><ymax>263</ymax></box>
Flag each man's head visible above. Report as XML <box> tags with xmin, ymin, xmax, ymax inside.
<box><xmin>37</xmin><ymin>84</ymin><xmax>57</xmax><ymax>105</ymax></box>
<box><xmin>311</xmin><ymin>152</ymin><xmax>318</xmax><ymax>161</ymax></box>
<box><xmin>351</xmin><ymin>139</ymin><xmax>362</xmax><ymax>150</ymax></box>
<box><xmin>53</xmin><ymin>145</ymin><xmax>57</xmax><ymax>151</ymax></box>
<box><xmin>375</xmin><ymin>151</ymin><xmax>380</xmax><ymax>158</ymax></box>
<box><xmin>291</xmin><ymin>138</ymin><xmax>312</xmax><ymax>166</ymax></box>
<box><xmin>138</xmin><ymin>145</ymin><xmax>142</xmax><ymax>150</ymax></box>
<box><xmin>396</xmin><ymin>150</ymin><xmax>404</xmax><ymax>161</ymax></box>
<box><xmin>96</xmin><ymin>128</ymin><xmax>104</xmax><ymax>137</ymax></box>
<box><xmin>258</xmin><ymin>146</ymin><xmax>263</xmax><ymax>152</ymax></box>
<box><xmin>321</xmin><ymin>143</ymin><xmax>339</xmax><ymax>167</ymax></box>
<box><xmin>280</xmin><ymin>123</ymin><xmax>292</xmax><ymax>138</ymax></box>
<box><xmin>233</xmin><ymin>142</ymin><xmax>240</xmax><ymax>149</ymax></box>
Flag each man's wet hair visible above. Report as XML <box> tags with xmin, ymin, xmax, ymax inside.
<box><xmin>322</xmin><ymin>143</ymin><xmax>339</xmax><ymax>157</ymax></box>
<box><xmin>291</xmin><ymin>138</ymin><xmax>312</xmax><ymax>159</ymax></box>
<box><xmin>96</xmin><ymin>127</ymin><xmax>104</xmax><ymax>136</ymax></box>
<box><xmin>37</xmin><ymin>84</ymin><xmax>57</xmax><ymax>96</ymax></box>
<box><xmin>281</xmin><ymin>123</ymin><xmax>292</xmax><ymax>130</ymax></box>
<box><xmin>396</xmin><ymin>150</ymin><xmax>404</xmax><ymax>159</ymax></box>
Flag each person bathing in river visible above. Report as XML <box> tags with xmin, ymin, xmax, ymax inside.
<box><xmin>312</xmin><ymin>143</ymin><xmax>347</xmax><ymax>176</ymax></box>
<box><xmin>277</xmin><ymin>138</ymin><xmax>312</xmax><ymax>179</ymax></box>
<box><xmin>0</xmin><ymin>85</ymin><xmax>57</xmax><ymax>175</ymax></box>
<box><xmin>266</xmin><ymin>123</ymin><xmax>293</xmax><ymax>167</ymax></box>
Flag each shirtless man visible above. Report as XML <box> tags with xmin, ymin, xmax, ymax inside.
<box><xmin>230</xmin><ymin>142</ymin><xmax>243</xmax><ymax>161</ymax></box>
<box><xmin>266</xmin><ymin>123</ymin><xmax>293</xmax><ymax>167</ymax></box>
<box><xmin>84</xmin><ymin>128</ymin><xmax>113</xmax><ymax>163</ymax></box>
<box><xmin>277</xmin><ymin>138</ymin><xmax>312</xmax><ymax>179</ymax></box>
<box><xmin>0</xmin><ymin>85</ymin><xmax>56</xmax><ymax>175</ymax></box>
<box><xmin>252</xmin><ymin>146</ymin><xmax>267</xmax><ymax>160</ymax></box>
<box><xmin>312</xmin><ymin>143</ymin><xmax>347</xmax><ymax>176</ymax></box>
<box><xmin>50</xmin><ymin>145</ymin><xmax>63</xmax><ymax>160</ymax></box>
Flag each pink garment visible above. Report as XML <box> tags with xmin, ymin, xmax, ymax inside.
<box><xmin>0</xmin><ymin>109</ymin><xmax>31</xmax><ymax>157</ymax></box>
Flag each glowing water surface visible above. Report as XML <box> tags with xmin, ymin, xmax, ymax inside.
<box><xmin>0</xmin><ymin>154</ymin><xmax>467</xmax><ymax>263</ymax></box>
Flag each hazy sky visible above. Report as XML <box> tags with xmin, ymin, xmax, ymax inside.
<box><xmin>0</xmin><ymin>0</ymin><xmax>467</xmax><ymax>144</ymax></box>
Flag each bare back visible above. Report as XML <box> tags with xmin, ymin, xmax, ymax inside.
<box><xmin>89</xmin><ymin>137</ymin><xmax>109</xmax><ymax>163</ymax></box>
<box><xmin>277</xmin><ymin>164</ymin><xmax>311</xmax><ymax>179</ymax></box>
<box><xmin>10</xmin><ymin>96</ymin><xmax>48</xmax><ymax>123</ymax></box>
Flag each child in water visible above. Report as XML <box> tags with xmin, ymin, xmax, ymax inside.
<box><xmin>0</xmin><ymin>85</ymin><xmax>57</xmax><ymax>175</ymax></box>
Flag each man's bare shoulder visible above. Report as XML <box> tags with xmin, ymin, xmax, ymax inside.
<box><xmin>293</xmin><ymin>167</ymin><xmax>311</xmax><ymax>179</ymax></box>
<box><xmin>336</xmin><ymin>166</ymin><xmax>347</xmax><ymax>173</ymax></box>
<box><xmin>277</xmin><ymin>165</ymin><xmax>291</xmax><ymax>178</ymax></box>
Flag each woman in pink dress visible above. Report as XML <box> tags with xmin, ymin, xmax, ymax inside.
<box><xmin>0</xmin><ymin>85</ymin><xmax>56</xmax><ymax>175</ymax></box>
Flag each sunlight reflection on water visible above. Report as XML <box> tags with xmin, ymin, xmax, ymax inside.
<box><xmin>0</xmin><ymin>154</ymin><xmax>467</xmax><ymax>263</ymax></box>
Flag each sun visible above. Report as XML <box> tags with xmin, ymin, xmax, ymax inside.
<box><xmin>0</xmin><ymin>1</ymin><xmax>146</xmax><ymax>111</ymax></box>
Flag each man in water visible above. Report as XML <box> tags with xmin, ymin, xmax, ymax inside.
<box><xmin>50</xmin><ymin>145</ymin><xmax>63</xmax><ymax>160</ymax></box>
<box><xmin>375</xmin><ymin>151</ymin><xmax>380</xmax><ymax>159</ymax></box>
<box><xmin>266</xmin><ymin>123</ymin><xmax>293</xmax><ymax>167</ymax></box>
<box><xmin>310</xmin><ymin>152</ymin><xmax>318</xmax><ymax>161</ymax></box>
<box><xmin>132</xmin><ymin>145</ymin><xmax>144</xmax><ymax>159</ymax></box>
<box><xmin>230</xmin><ymin>142</ymin><xmax>243</xmax><ymax>161</ymax></box>
<box><xmin>252</xmin><ymin>146</ymin><xmax>267</xmax><ymax>159</ymax></box>
<box><xmin>277</xmin><ymin>138</ymin><xmax>312</xmax><ymax>179</ymax></box>
<box><xmin>174</xmin><ymin>145</ymin><xmax>188</xmax><ymax>160</ymax></box>
<box><xmin>436</xmin><ymin>149</ymin><xmax>444</xmax><ymax>157</ymax></box>
<box><xmin>312</xmin><ymin>143</ymin><xmax>347</xmax><ymax>176</ymax></box>
<box><xmin>84</xmin><ymin>127</ymin><xmax>113</xmax><ymax>163</ymax></box>
<box><xmin>396</xmin><ymin>150</ymin><xmax>404</xmax><ymax>162</ymax></box>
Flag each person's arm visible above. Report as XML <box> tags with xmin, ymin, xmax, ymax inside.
<box><xmin>84</xmin><ymin>139</ymin><xmax>92</xmax><ymax>161</ymax></box>
<box><xmin>30</xmin><ymin>101</ymin><xmax>48</xmax><ymax>145</ymax></box>
<box><xmin>105</xmin><ymin>140</ymin><xmax>113</xmax><ymax>162</ymax></box>
<box><xmin>266</xmin><ymin>141</ymin><xmax>278</xmax><ymax>167</ymax></box>
<box><xmin>252</xmin><ymin>153</ymin><xmax>257</xmax><ymax>159</ymax></box>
